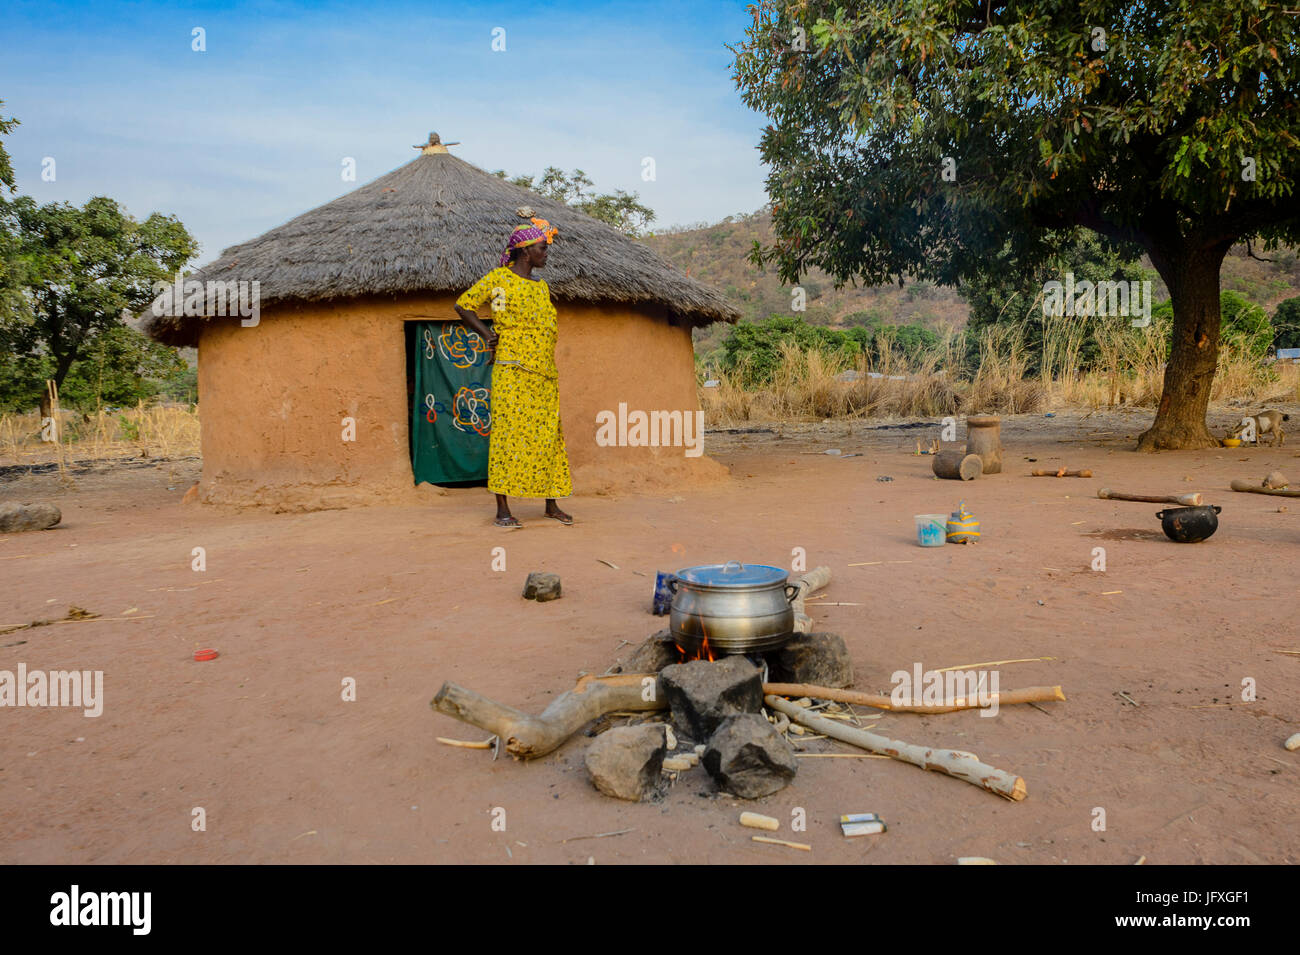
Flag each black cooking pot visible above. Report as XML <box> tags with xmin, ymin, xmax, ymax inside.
<box><xmin>1155</xmin><ymin>504</ymin><xmax>1221</xmax><ymax>543</ymax></box>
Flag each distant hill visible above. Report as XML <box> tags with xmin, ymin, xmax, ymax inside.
<box><xmin>643</xmin><ymin>211</ymin><xmax>969</xmax><ymax>346</ymax></box>
<box><xmin>643</xmin><ymin>210</ymin><xmax>1300</xmax><ymax>358</ymax></box>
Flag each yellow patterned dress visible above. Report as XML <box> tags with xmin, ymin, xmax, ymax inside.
<box><xmin>456</xmin><ymin>267</ymin><xmax>573</xmax><ymax>499</ymax></box>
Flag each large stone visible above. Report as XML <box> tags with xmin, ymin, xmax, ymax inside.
<box><xmin>703</xmin><ymin>714</ymin><xmax>797</xmax><ymax>799</ymax></box>
<box><xmin>522</xmin><ymin>572</ymin><xmax>561</xmax><ymax>602</ymax></box>
<box><xmin>660</xmin><ymin>656</ymin><xmax>763</xmax><ymax>741</ymax></box>
<box><xmin>0</xmin><ymin>502</ymin><xmax>61</xmax><ymax>534</ymax></box>
<box><xmin>609</xmin><ymin>629</ymin><xmax>679</xmax><ymax>674</ymax></box>
<box><xmin>767</xmin><ymin>632</ymin><xmax>853</xmax><ymax>688</ymax></box>
<box><xmin>584</xmin><ymin>724</ymin><xmax>667</xmax><ymax>802</ymax></box>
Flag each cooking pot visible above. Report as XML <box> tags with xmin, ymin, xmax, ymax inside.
<box><xmin>1155</xmin><ymin>504</ymin><xmax>1221</xmax><ymax>543</ymax></box>
<box><xmin>669</xmin><ymin>560</ymin><xmax>797</xmax><ymax>656</ymax></box>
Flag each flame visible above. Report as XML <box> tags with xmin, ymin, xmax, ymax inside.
<box><xmin>674</xmin><ymin>613</ymin><xmax>717</xmax><ymax>662</ymax></box>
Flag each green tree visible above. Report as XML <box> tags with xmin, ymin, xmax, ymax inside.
<box><xmin>0</xmin><ymin>101</ymin><xmax>15</xmax><ymax>192</ymax></box>
<box><xmin>493</xmin><ymin>166</ymin><xmax>656</xmax><ymax>236</ymax></box>
<box><xmin>0</xmin><ymin>195</ymin><xmax>196</xmax><ymax>410</ymax></box>
<box><xmin>961</xmin><ymin>233</ymin><xmax>1155</xmax><ymax>373</ymax></box>
<box><xmin>721</xmin><ymin>315</ymin><xmax>838</xmax><ymax>382</ymax></box>
<box><xmin>0</xmin><ymin>101</ymin><xmax>21</xmax><ymax>322</ymax></box>
<box><xmin>56</xmin><ymin>324</ymin><xmax>189</xmax><ymax>409</ymax></box>
<box><xmin>719</xmin><ymin>314</ymin><xmax>939</xmax><ymax>383</ymax></box>
<box><xmin>1272</xmin><ymin>296</ymin><xmax>1300</xmax><ymax>350</ymax></box>
<box><xmin>733</xmin><ymin>2</ymin><xmax>1300</xmax><ymax>449</ymax></box>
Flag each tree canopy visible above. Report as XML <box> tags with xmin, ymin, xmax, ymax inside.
<box><xmin>0</xmin><ymin>194</ymin><xmax>196</xmax><ymax>408</ymax></box>
<box><xmin>493</xmin><ymin>166</ymin><xmax>656</xmax><ymax>237</ymax></box>
<box><xmin>732</xmin><ymin>1</ymin><xmax>1300</xmax><ymax>448</ymax></box>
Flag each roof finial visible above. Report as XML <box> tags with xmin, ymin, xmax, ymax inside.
<box><xmin>415</xmin><ymin>131</ymin><xmax>459</xmax><ymax>155</ymax></box>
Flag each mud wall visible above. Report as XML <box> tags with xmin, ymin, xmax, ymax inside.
<box><xmin>195</xmin><ymin>294</ymin><xmax>727</xmax><ymax>508</ymax></box>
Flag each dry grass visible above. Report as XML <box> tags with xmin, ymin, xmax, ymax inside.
<box><xmin>0</xmin><ymin>403</ymin><xmax>200</xmax><ymax>467</ymax></box>
<box><xmin>702</xmin><ymin>330</ymin><xmax>964</xmax><ymax>426</ymax></box>
<box><xmin>968</xmin><ymin>324</ymin><xmax>1047</xmax><ymax>414</ymax></box>
<box><xmin>701</xmin><ymin>319</ymin><xmax>1295</xmax><ymax>426</ymax></box>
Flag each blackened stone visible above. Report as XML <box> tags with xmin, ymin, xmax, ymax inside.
<box><xmin>660</xmin><ymin>656</ymin><xmax>763</xmax><ymax>741</ymax></box>
<box><xmin>767</xmin><ymin>632</ymin><xmax>853</xmax><ymax>688</ymax></box>
<box><xmin>522</xmin><ymin>571</ymin><xmax>562</xmax><ymax>602</ymax></box>
<box><xmin>609</xmin><ymin>629</ymin><xmax>679</xmax><ymax>674</ymax></box>
<box><xmin>584</xmin><ymin>724</ymin><xmax>667</xmax><ymax>802</ymax></box>
<box><xmin>703</xmin><ymin>714</ymin><xmax>797</xmax><ymax>799</ymax></box>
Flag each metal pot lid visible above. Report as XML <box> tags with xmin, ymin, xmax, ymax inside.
<box><xmin>673</xmin><ymin>560</ymin><xmax>788</xmax><ymax>588</ymax></box>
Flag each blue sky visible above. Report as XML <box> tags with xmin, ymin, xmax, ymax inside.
<box><xmin>1</xmin><ymin>0</ymin><xmax>769</xmax><ymax>265</ymax></box>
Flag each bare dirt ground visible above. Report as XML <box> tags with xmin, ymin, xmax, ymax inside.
<box><xmin>2</xmin><ymin>406</ymin><xmax>1298</xmax><ymax>865</ymax></box>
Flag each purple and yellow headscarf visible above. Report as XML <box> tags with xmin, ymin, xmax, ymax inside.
<box><xmin>499</xmin><ymin>217</ymin><xmax>558</xmax><ymax>266</ymax></box>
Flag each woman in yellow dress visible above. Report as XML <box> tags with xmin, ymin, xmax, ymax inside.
<box><xmin>454</xmin><ymin>220</ymin><xmax>574</xmax><ymax>527</ymax></box>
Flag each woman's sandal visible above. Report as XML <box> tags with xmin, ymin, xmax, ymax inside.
<box><xmin>493</xmin><ymin>516</ymin><xmax>522</xmax><ymax>528</ymax></box>
<box><xmin>545</xmin><ymin>511</ymin><xmax>574</xmax><ymax>525</ymax></box>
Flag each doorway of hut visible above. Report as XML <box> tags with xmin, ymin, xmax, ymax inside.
<box><xmin>405</xmin><ymin>319</ymin><xmax>494</xmax><ymax>488</ymax></box>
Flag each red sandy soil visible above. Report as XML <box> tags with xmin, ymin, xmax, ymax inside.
<box><xmin>1</xmin><ymin>407</ymin><xmax>1298</xmax><ymax>865</ymax></box>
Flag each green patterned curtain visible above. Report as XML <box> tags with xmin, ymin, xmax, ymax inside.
<box><xmin>410</xmin><ymin>320</ymin><xmax>493</xmax><ymax>485</ymax></box>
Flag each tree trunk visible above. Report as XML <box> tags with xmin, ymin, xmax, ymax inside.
<box><xmin>1137</xmin><ymin>243</ymin><xmax>1232</xmax><ymax>451</ymax></box>
<box><xmin>51</xmin><ymin>349</ymin><xmax>76</xmax><ymax>391</ymax></box>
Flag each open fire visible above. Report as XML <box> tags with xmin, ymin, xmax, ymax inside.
<box><xmin>673</xmin><ymin>632</ymin><xmax>716</xmax><ymax>662</ymax></box>
<box><xmin>673</xmin><ymin>612</ymin><xmax>717</xmax><ymax>661</ymax></box>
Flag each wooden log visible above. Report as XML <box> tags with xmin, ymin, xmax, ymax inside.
<box><xmin>1098</xmin><ymin>487</ymin><xmax>1203</xmax><ymax>505</ymax></box>
<box><xmin>763</xmin><ymin>682</ymin><xmax>1066</xmax><ymax>713</ymax></box>
<box><xmin>932</xmin><ymin>450</ymin><xmax>982</xmax><ymax>480</ymax></box>
<box><xmin>965</xmin><ymin>415</ymin><xmax>1003</xmax><ymax>474</ymax></box>
<box><xmin>765</xmin><ymin>695</ymin><xmax>1027</xmax><ymax>801</ymax></box>
<box><xmin>1230</xmin><ymin>479</ymin><xmax>1300</xmax><ymax>498</ymax></box>
<box><xmin>1031</xmin><ymin>468</ymin><xmax>1092</xmax><ymax>477</ymax></box>
<box><xmin>432</xmin><ymin>673</ymin><xmax>665</xmax><ymax>760</ymax></box>
<box><xmin>788</xmin><ymin>565</ymin><xmax>831</xmax><ymax>634</ymax></box>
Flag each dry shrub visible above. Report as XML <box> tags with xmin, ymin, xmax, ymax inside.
<box><xmin>969</xmin><ymin>324</ymin><xmax>1046</xmax><ymax>413</ymax></box>
<box><xmin>701</xmin><ymin>335</ymin><xmax>963</xmax><ymax>424</ymax></box>
<box><xmin>705</xmin><ymin>314</ymin><xmax>1289</xmax><ymax>425</ymax></box>
<box><xmin>0</xmin><ymin>403</ymin><xmax>200</xmax><ymax>465</ymax></box>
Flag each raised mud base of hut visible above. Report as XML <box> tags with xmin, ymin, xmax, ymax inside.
<box><xmin>194</xmin><ymin>295</ymin><xmax>729</xmax><ymax>510</ymax></box>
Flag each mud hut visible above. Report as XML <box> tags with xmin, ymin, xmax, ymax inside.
<box><xmin>142</xmin><ymin>134</ymin><xmax>738</xmax><ymax>508</ymax></box>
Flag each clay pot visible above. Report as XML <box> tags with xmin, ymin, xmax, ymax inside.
<box><xmin>1154</xmin><ymin>505</ymin><xmax>1221</xmax><ymax>543</ymax></box>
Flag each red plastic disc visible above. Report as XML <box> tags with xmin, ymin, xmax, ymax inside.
<box><xmin>193</xmin><ymin>648</ymin><xmax>219</xmax><ymax>661</ymax></box>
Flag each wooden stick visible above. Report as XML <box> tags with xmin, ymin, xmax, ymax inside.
<box><xmin>1031</xmin><ymin>468</ymin><xmax>1092</xmax><ymax>477</ymax></box>
<box><xmin>432</xmin><ymin>673</ymin><xmax>665</xmax><ymax>760</ymax></box>
<box><xmin>932</xmin><ymin>656</ymin><xmax>1054</xmax><ymax>672</ymax></box>
<box><xmin>436</xmin><ymin>737</ymin><xmax>494</xmax><ymax>749</ymax></box>
<box><xmin>1098</xmin><ymin>487</ymin><xmax>1203</xmax><ymax>505</ymax></box>
<box><xmin>751</xmin><ymin>836</ymin><xmax>811</xmax><ymax>851</ymax></box>
<box><xmin>766</xmin><ymin>695</ymin><xmax>1027</xmax><ymax>801</ymax></box>
<box><xmin>560</xmin><ymin>828</ymin><xmax>636</xmax><ymax>843</ymax></box>
<box><xmin>1230</xmin><ymin>479</ymin><xmax>1300</xmax><ymax>497</ymax></box>
<box><xmin>794</xmin><ymin>753</ymin><xmax>889</xmax><ymax>759</ymax></box>
<box><xmin>763</xmin><ymin>682</ymin><xmax>1065</xmax><ymax>713</ymax></box>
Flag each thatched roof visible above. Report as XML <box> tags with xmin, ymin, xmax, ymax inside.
<box><xmin>142</xmin><ymin>141</ymin><xmax>739</xmax><ymax>346</ymax></box>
